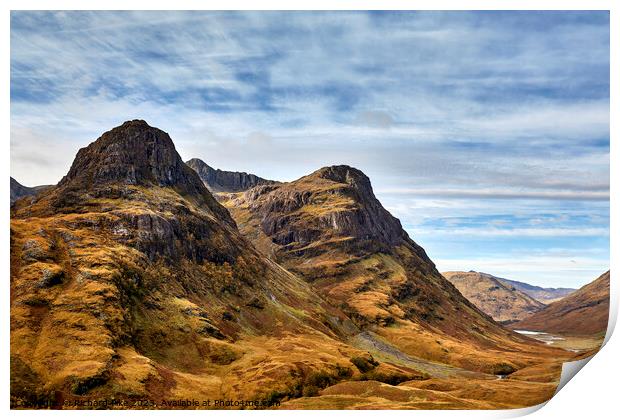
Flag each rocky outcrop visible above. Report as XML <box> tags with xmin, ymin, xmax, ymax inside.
<box><xmin>243</xmin><ymin>165</ymin><xmax>419</xmax><ymax>253</ymax></box>
<box><xmin>56</xmin><ymin>120</ymin><xmax>233</xmax><ymax>227</ymax></box>
<box><xmin>186</xmin><ymin>158</ymin><xmax>276</xmax><ymax>193</ymax></box>
<box><xmin>14</xmin><ymin>120</ymin><xmax>242</xmax><ymax>264</ymax></box>
<box><xmin>61</xmin><ymin>120</ymin><xmax>200</xmax><ymax>193</ymax></box>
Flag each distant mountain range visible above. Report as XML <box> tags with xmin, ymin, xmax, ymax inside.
<box><xmin>442</xmin><ymin>271</ymin><xmax>546</xmax><ymax>322</ymax></box>
<box><xmin>444</xmin><ymin>269</ymin><xmax>609</xmax><ymax>337</ymax></box>
<box><xmin>492</xmin><ymin>276</ymin><xmax>576</xmax><ymax>304</ymax></box>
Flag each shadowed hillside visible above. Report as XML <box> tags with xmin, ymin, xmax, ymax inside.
<box><xmin>186</xmin><ymin>158</ymin><xmax>277</xmax><ymax>193</ymax></box>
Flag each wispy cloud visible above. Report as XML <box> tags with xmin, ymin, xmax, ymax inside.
<box><xmin>379</xmin><ymin>188</ymin><xmax>609</xmax><ymax>201</ymax></box>
<box><xmin>411</xmin><ymin>226</ymin><xmax>609</xmax><ymax>238</ymax></box>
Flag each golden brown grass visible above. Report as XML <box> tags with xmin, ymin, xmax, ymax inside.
<box><xmin>10</xmin><ymin>182</ymin><xmax>595</xmax><ymax>410</ymax></box>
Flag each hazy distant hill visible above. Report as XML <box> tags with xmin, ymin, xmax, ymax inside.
<box><xmin>442</xmin><ymin>271</ymin><xmax>546</xmax><ymax>322</ymax></box>
<box><xmin>495</xmin><ymin>276</ymin><xmax>576</xmax><ymax>304</ymax></box>
<box><xmin>10</xmin><ymin>177</ymin><xmax>50</xmax><ymax>204</ymax></box>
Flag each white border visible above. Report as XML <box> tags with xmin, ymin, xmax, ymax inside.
<box><xmin>2</xmin><ymin>2</ymin><xmax>617</xmax><ymax>419</ymax></box>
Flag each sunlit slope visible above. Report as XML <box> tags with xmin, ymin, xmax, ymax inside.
<box><xmin>217</xmin><ymin>165</ymin><xmax>570</xmax><ymax>376</ymax></box>
<box><xmin>443</xmin><ymin>271</ymin><xmax>545</xmax><ymax>322</ymax></box>
<box><xmin>10</xmin><ymin>121</ymin><xmax>393</xmax><ymax>406</ymax></box>
<box><xmin>512</xmin><ymin>271</ymin><xmax>610</xmax><ymax>335</ymax></box>
<box><xmin>9</xmin><ymin>120</ymin><xmax>576</xmax><ymax>410</ymax></box>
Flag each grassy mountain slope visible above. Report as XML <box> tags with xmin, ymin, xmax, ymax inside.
<box><xmin>511</xmin><ymin>271</ymin><xmax>610</xmax><ymax>335</ymax></box>
<box><xmin>8</xmin><ymin>121</ymin><xmax>579</xmax><ymax>409</ymax></box>
<box><xmin>10</xmin><ymin>121</ymin><xmax>385</xmax><ymax>407</ymax></box>
<box><xmin>442</xmin><ymin>271</ymin><xmax>546</xmax><ymax>322</ymax></box>
<box><xmin>215</xmin><ymin>165</ymin><xmax>571</xmax><ymax>378</ymax></box>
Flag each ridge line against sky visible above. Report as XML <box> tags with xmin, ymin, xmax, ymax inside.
<box><xmin>10</xmin><ymin>11</ymin><xmax>609</xmax><ymax>287</ymax></box>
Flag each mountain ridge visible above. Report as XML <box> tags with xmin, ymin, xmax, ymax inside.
<box><xmin>215</xmin><ymin>164</ymin><xmax>570</xmax><ymax>376</ymax></box>
<box><xmin>186</xmin><ymin>158</ymin><xmax>277</xmax><ymax>193</ymax></box>
<box><xmin>492</xmin><ymin>275</ymin><xmax>576</xmax><ymax>304</ymax></box>
<box><xmin>511</xmin><ymin>271</ymin><xmax>610</xmax><ymax>335</ymax></box>
<box><xmin>11</xmin><ymin>120</ymin><xmax>376</xmax><ymax>406</ymax></box>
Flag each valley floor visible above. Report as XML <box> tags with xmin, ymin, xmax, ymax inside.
<box><xmin>279</xmin><ymin>331</ymin><xmax>604</xmax><ymax>410</ymax></box>
<box><xmin>512</xmin><ymin>330</ymin><xmax>605</xmax><ymax>356</ymax></box>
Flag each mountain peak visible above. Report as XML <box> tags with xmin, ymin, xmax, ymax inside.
<box><xmin>10</xmin><ymin>177</ymin><xmax>52</xmax><ymax>204</ymax></box>
<box><xmin>119</xmin><ymin>118</ymin><xmax>150</xmax><ymax>128</ymax></box>
<box><xmin>61</xmin><ymin>120</ymin><xmax>175</xmax><ymax>185</ymax></box>
<box><xmin>301</xmin><ymin>165</ymin><xmax>379</xmax><ymax>207</ymax></box>
<box><xmin>309</xmin><ymin>165</ymin><xmax>370</xmax><ymax>187</ymax></box>
<box><xmin>59</xmin><ymin>120</ymin><xmax>204</xmax><ymax>197</ymax></box>
<box><xmin>186</xmin><ymin>158</ymin><xmax>214</xmax><ymax>171</ymax></box>
<box><xmin>234</xmin><ymin>163</ymin><xmax>418</xmax><ymax>254</ymax></box>
<box><xmin>43</xmin><ymin>120</ymin><xmax>235</xmax><ymax>227</ymax></box>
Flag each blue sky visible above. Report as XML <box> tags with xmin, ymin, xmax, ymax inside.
<box><xmin>10</xmin><ymin>11</ymin><xmax>609</xmax><ymax>288</ymax></box>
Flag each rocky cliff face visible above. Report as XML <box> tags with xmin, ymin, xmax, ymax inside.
<box><xmin>186</xmin><ymin>158</ymin><xmax>276</xmax><ymax>193</ymax></box>
<box><xmin>56</xmin><ymin>120</ymin><xmax>233</xmax><ymax>226</ymax></box>
<box><xmin>35</xmin><ymin>120</ymin><xmax>244</xmax><ymax>263</ymax></box>
<box><xmin>62</xmin><ymin>120</ymin><xmax>198</xmax><ymax>190</ymax></box>
<box><xmin>10</xmin><ymin>120</ymin><xmax>363</xmax><ymax>406</ymax></box>
<box><xmin>235</xmin><ymin>166</ymin><xmax>427</xmax><ymax>259</ymax></box>
<box><xmin>219</xmin><ymin>165</ymin><xmax>540</xmax><ymax>361</ymax></box>
<box><xmin>443</xmin><ymin>271</ymin><xmax>546</xmax><ymax>322</ymax></box>
<box><xmin>257</xmin><ymin>166</ymin><xmax>410</xmax><ymax>250</ymax></box>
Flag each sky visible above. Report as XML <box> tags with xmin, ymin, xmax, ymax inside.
<box><xmin>10</xmin><ymin>11</ymin><xmax>609</xmax><ymax>288</ymax></box>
